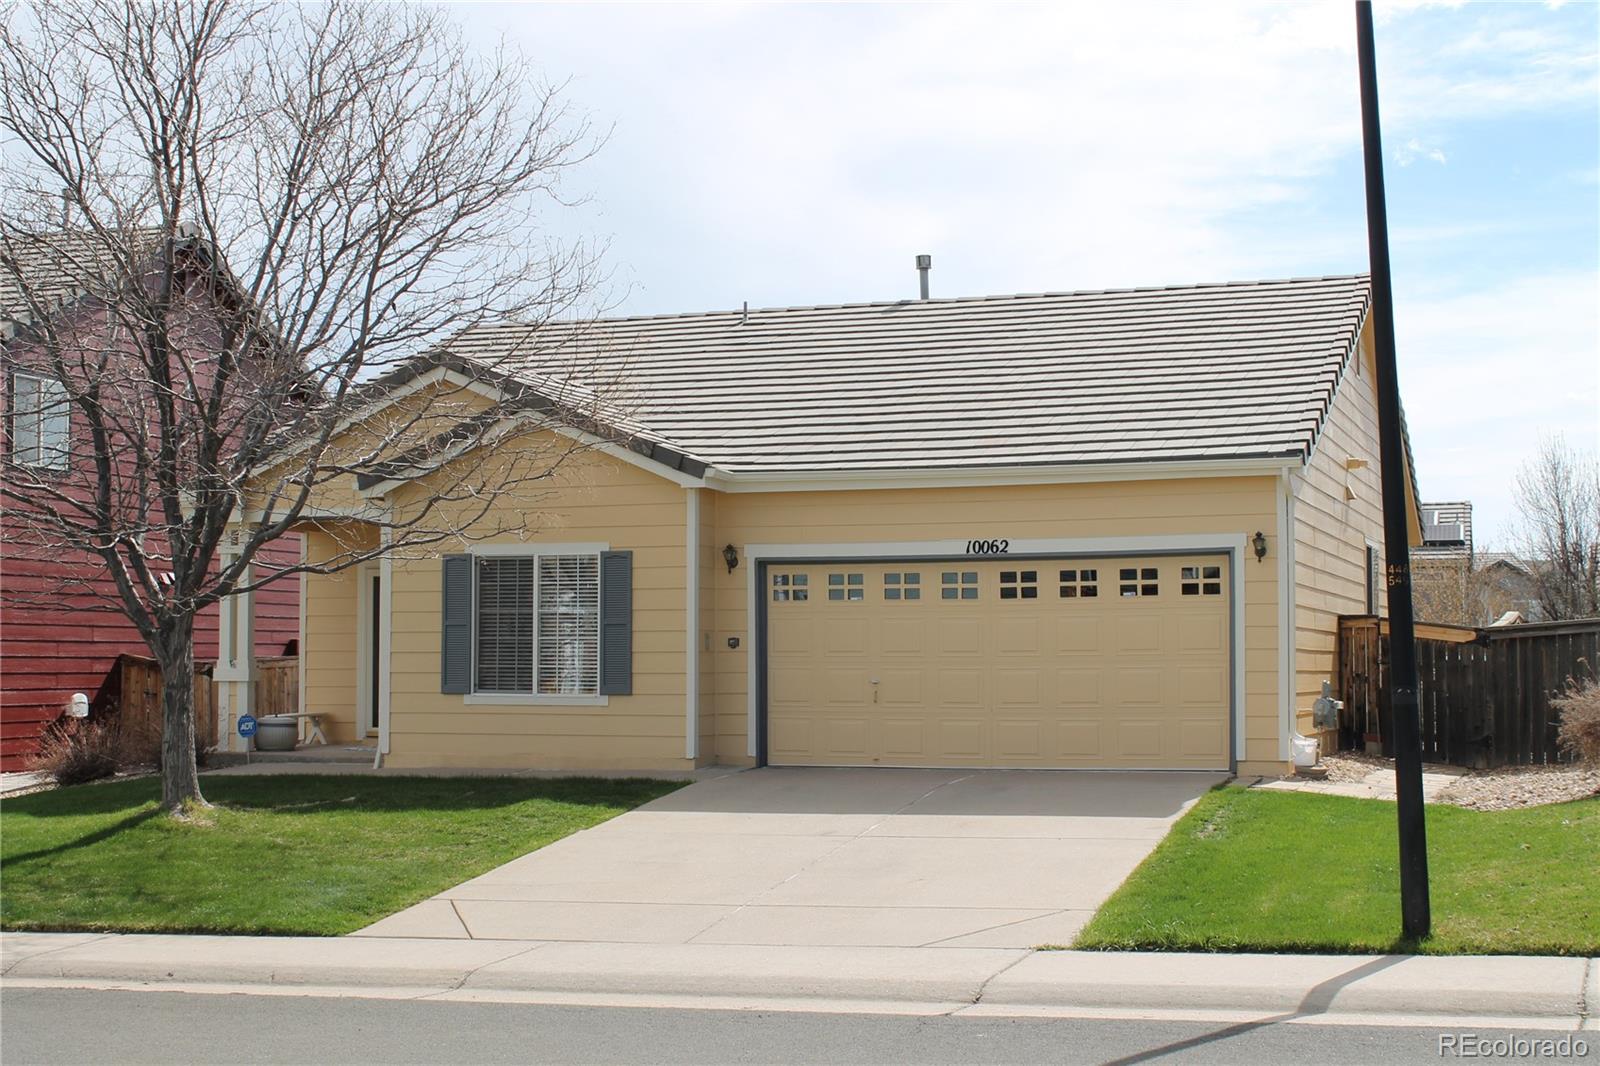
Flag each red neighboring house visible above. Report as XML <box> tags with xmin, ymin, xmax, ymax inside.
<box><xmin>1</xmin><ymin>228</ymin><xmax>299</xmax><ymax>770</ymax></box>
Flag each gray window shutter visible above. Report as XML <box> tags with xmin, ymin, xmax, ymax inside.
<box><xmin>599</xmin><ymin>550</ymin><xmax>632</xmax><ymax>696</ymax></box>
<box><xmin>441</xmin><ymin>554</ymin><xmax>473</xmax><ymax>694</ymax></box>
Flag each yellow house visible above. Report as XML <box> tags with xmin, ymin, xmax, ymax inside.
<box><xmin>220</xmin><ymin>274</ymin><xmax>1421</xmax><ymax>777</ymax></box>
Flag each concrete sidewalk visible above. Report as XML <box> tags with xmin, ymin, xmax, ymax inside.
<box><xmin>3</xmin><ymin>932</ymin><xmax>1594</xmax><ymax>1027</ymax></box>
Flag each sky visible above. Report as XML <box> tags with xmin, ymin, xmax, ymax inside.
<box><xmin>463</xmin><ymin>0</ymin><xmax>1599</xmax><ymax>543</ymax></box>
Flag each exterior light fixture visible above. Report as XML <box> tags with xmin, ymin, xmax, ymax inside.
<box><xmin>722</xmin><ymin>544</ymin><xmax>739</xmax><ymax>574</ymax></box>
<box><xmin>1253</xmin><ymin>531</ymin><xmax>1268</xmax><ymax>562</ymax></box>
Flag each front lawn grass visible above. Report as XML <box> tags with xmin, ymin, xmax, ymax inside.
<box><xmin>1</xmin><ymin>774</ymin><xmax>682</xmax><ymax>936</ymax></box>
<box><xmin>1074</xmin><ymin>786</ymin><xmax>1599</xmax><ymax>955</ymax></box>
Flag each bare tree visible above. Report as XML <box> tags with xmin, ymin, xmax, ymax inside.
<box><xmin>1411</xmin><ymin>559</ymin><xmax>1495</xmax><ymax>627</ymax></box>
<box><xmin>1</xmin><ymin>0</ymin><xmax>616</xmax><ymax>813</ymax></box>
<box><xmin>1511</xmin><ymin>436</ymin><xmax>1600</xmax><ymax>622</ymax></box>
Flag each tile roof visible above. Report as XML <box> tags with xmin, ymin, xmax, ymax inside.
<box><xmin>439</xmin><ymin>274</ymin><xmax>1372</xmax><ymax>475</ymax></box>
<box><xmin>0</xmin><ymin>228</ymin><xmax>161</xmax><ymax>324</ymax></box>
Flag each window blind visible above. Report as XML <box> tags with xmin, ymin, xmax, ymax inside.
<box><xmin>475</xmin><ymin>557</ymin><xmax>536</xmax><ymax>692</ymax></box>
<box><xmin>538</xmin><ymin>554</ymin><xmax>599</xmax><ymax>695</ymax></box>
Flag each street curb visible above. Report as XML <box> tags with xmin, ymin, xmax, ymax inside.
<box><xmin>2</xmin><ymin>933</ymin><xmax>1594</xmax><ymax>1021</ymax></box>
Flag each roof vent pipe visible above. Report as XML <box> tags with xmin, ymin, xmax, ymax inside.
<box><xmin>915</xmin><ymin>254</ymin><xmax>931</xmax><ymax>300</ymax></box>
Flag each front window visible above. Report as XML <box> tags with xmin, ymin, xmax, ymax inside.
<box><xmin>475</xmin><ymin>554</ymin><xmax>599</xmax><ymax>695</ymax></box>
<box><xmin>9</xmin><ymin>372</ymin><xmax>70</xmax><ymax>469</ymax></box>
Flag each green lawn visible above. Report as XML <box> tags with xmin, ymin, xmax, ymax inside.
<box><xmin>1074</xmin><ymin>786</ymin><xmax>1600</xmax><ymax>956</ymax></box>
<box><xmin>0</xmin><ymin>774</ymin><xmax>682</xmax><ymax>936</ymax></box>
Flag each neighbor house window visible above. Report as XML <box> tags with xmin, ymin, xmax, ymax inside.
<box><xmin>475</xmin><ymin>554</ymin><xmax>599</xmax><ymax>695</ymax></box>
<box><xmin>9</xmin><ymin>372</ymin><xmax>70</xmax><ymax>470</ymax></box>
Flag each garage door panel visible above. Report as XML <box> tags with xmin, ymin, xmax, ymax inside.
<box><xmin>938</xmin><ymin>619</ymin><xmax>984</xmax><ymax>655</ymax></box>
<box><xmin>825</xmin><ymin>718</ymin><xmax>870</xmax><ymax>757</ymax></box>
<box><xmin>766</xmin><ymin>555</ymin><xmax>1230</xmax><ymax>770</ymax></box>
<box><xmin>1116</xmin><ymin>669</ymin><xmax>1163</xmax><ymax>706</ymax></box>
<box><xmin>938</xmin><ymin>719</ymin><xmax>985</xmax><ymax>758</ymax></box>
<box><xmin>879</xmin><ymin>668</ymin><xmax>924</xmax><ymax>705</ymax></box>
<box><xmin>995</xmin><ymin>719</ymin><xmax>1042</xmax><ymax>757</ymax></box>
<box><xmin>994</xmin><ymin>669</ymin><xmax>1041</xmax><ymax>706</ymax></box>
<box><xmin>1055</xmin><ymin>617</ymin><xmax>1102</xmax><ymax>654</ymax></box>
<box><xmin>880</xmin><ymin>718</ymin><xmax>927</xmax><ymax>757</ymax></box>
<box><xmin>993</xmin><ymin>617</ymin><xmax>1041</xmax><ymax>655</ymax></box>
<box><xmin>1114</xmin><ymin>616</ymin><xmax>1162</xmax><ymax>654</ymax></box>
<box><xmin>1117</xmin><ymin>720</ymin><xmax>1164</xmax><ymax>758</ymax></box>
<box><xmin>1178</xmin><ymin>614</ymin><xmax>1226</xmax><ymax>653</ymax></box>
<box><xmin>1180</xmin><ymin>719</ymin><xmax>1227</xmax><ymax>758</ymax></box>
<box><xmin>880</xmin><ymin>618</ymin><xmax>926</xmax><ymax>655</ymax></box>
<box><xmin>825</xmin><ymin>619</ymin><xmax>870</xmax><ymax>654</ymax></box>
<box><xmin>1059</xmin><ymin>720</ymin><xmax>1103</xmax><ymax>757</ymax></box>
<box><xmin>1179</xmin><ymin>666</ymin><xmax>1227</xmax><ymax>705</ymax></box>
<box><xmin>1057</xmin><ymin>669</ymin><xmax>1102</xmax><ymax>704</ymax></box>
<box><xmin>937</xmin><ymin>669</ymin><xmax>984</xmax><ymax>707</ymax></box>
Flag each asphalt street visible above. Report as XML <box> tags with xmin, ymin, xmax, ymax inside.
<box><xmin>2</xmin><ymin>987</ymin><xmax>1588</xmax><ymax>1065</ymax></box>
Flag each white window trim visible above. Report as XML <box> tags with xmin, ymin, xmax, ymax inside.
<box><xmin>465</xmin><ymin>540</ymin><xmax>610</xmax><ymax>706</ymax></box>
<box><xmin>9</xmin><ymin>371</ymin><xmax>70</xmax><ymax>470</ymax></box>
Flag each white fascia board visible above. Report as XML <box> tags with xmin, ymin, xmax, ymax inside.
<box><xmin>233</xmin><ymin>503</ymin><xmax>389</xmax><ymax>526</ymax></box>
<box><xmin>706</xmin><ymin>457</ymin><xmax>1296</xmax><ymax>494</ymax></box>
<box><xmin>354</xmin><ymin>412</ymin><xmax>708</xmax><ymax>499</ymax></box>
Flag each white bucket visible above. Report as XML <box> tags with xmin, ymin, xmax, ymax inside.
<box><xmin>1291</xmin><ymin>733</ymin><xmax>1319</xmax><ymax>768</ymax></box>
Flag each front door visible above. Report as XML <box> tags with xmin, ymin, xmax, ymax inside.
<box><xmin>357</xmin><ymin>564</ymin><xmax>382</xmax><ymax>736</ymax></box>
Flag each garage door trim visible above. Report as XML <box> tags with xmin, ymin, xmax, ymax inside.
<box><xmin>746</xmin><ymin>536</ymin><xmax>1248</xmax><ymax>772</ymax></box>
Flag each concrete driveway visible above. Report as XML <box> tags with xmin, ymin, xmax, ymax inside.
<box><xmin>355</xmin><ymin>767</ymin><xmax>1224</xmax><ymax>949</ymax></box>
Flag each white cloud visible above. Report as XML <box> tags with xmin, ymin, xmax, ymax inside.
<box><xmin>1395</xmin><ymin>270</ymin><xmax>1600</xmax><ymax>544</ymax></box>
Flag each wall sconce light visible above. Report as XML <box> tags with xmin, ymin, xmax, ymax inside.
<box><xmin>722</xmin><ymin>544</ymin><xmax>739</xmax><ymax>574</ymax></box>
<box><xmin>1252</xmin><ymin>531</ymin><xmax>1268</xmax><ymax>562</ymax></box>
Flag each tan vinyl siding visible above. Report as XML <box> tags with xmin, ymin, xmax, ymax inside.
<box><xmin>1293</xmin><ymin>320</ymin><xmax>1386</xmax><ymax>746</ymax></box>
<box><xmin>711</xmin><ymin>476</ymin><xmax>1283</xmax><ymax>770</ymax></box>
<box><xmin>380</xmin><ymin>435</ymin><xmax>690</xmax><ymax>770</ymax></box>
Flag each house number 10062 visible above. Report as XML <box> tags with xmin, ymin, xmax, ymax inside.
<box><xmin>965</xmin><ymin>539</ymin><xmax>1010</xmax><ymax>554</ymax></box>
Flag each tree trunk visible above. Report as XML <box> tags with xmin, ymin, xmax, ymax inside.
<box><xmin>154</xmin><ymin>616</ymin><xmax>207</xmax><ymax>813</ymax></box>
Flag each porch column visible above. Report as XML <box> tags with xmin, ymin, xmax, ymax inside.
<box><xmin>213</xmin><ymin>546</ymin><xmax>255</xmax><ymax>753</ymax></box>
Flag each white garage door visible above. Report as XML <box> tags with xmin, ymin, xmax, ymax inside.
<box><xmin>764</xmin><ymin>556</ymin><xmax>1230</xmax><ymax>769</ymax></box>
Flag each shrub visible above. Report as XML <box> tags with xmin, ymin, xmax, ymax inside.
<box><xmin>1553</xmin><ymin>670</ymin><xmax>1600</xmax><ymax>766</ymax></box>
<box><xmin>112</xmin><ymin>714</ymin><xmax>211</xmax><ymax>772</ymax></box>
<box><xmin>27</xmin><ymin>720</ymin><xmax>120</xmax><ymax>786</ymax></box>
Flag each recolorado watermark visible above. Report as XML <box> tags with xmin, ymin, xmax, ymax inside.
<box><xmin>1439</xmin><ymin>1034</ymin><xmax>1590</xmax><ymax>1059</ymax></box>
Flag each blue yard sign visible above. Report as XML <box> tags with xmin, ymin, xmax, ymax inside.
<box><xmin>237</xmin><ymin>714</ymin><xmax>258</xmax><ymax>738</ymax></box>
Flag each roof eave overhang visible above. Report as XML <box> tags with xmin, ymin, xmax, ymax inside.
<box><xmin>702</xmin><ymin>455</ymin><xmax>1300</xmax><ymax>495</ymax></box>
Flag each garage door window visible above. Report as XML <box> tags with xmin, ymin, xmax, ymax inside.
<box><xmin>1119</xmin><ymin>567</ymin><xmax>1159</xmax><ymax>597</ymax></box>
<box><xmin>828</xmin><ymin>573</ymin><xmax>865</xmax><ymax>601</ymax></box>
<box><xmin>883</xmin><ymin>572</ymin><xmax>922</xmax><ymax>600</ymax></box>
<box><xmin>999</xmin><ymin>570</ymin><xmax>1038</xmax><ymax>600</ymax></box>
<box><xmin>1059</xmin><ymin>569</ymin><xmax>1099</xmax><ymax>598</ymax></box>
<box><xmin>772</xmin><ymin>573</ymin><xmax>809</xmax><ymax>602</ymax></box>
<box><xmin>1180</xmin><ymin>566</ymin><xmax>1222</xmax><ymax>596</ymax></box>
<box><xmin>940</xmin><ymin>571</ymin><xmax>980</xmax><ymax>600</ymax></box>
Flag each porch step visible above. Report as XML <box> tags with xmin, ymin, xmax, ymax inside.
<box><xmin>207</xmin><ymin>745</ymin><xmax>377</xmax><ymax>767</ymax></box>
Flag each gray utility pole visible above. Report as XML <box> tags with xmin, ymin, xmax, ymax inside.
<box><xmin>1355</xmin><ymin>0</ymin><xmax>1431</xmax><ymax>940</ymax></box>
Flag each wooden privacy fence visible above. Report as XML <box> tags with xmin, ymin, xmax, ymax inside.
<box><xmin>254</xmin><ymin>656</ymin><xmax>299</xmax><ymax>718</ymax></box>
<box><xmin>91</xmin><ymin>653</ymin><xmax>218</xmax><ymax>753</ymax></box>
<box><xmin>1337</xmin><ymin>615</ymin><xmax>1600</xmax><ymax>767</ymax></box>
